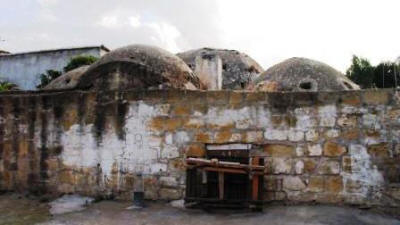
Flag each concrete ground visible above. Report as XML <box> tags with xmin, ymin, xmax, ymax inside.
<box><xmin>0</xmin><ymin>194</ymin><xmax>400</xmax><ymax>225</ymax></box>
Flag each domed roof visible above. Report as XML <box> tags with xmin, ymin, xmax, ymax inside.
<box><xmin>177</xmin><ymin>48</ymin><xmax>263</xmax><ymax>90</ymax></box>
<box><xmin>251</xmin><ymin>57</ymin><xmax>359</xmax><ymax>92</ymax></box>
<box><xmin>76</xmin><ymin>44</ymin><xmax>202</xmax><ymax>90</ymax></box>
<box><xmin>43</xmin><ymin>65</ymin><xmax>89</xmax><ymax>90</ymax></box>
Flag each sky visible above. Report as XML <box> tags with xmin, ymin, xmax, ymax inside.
<box><xmin>1</xmin><ymin>0</ymin><xmax>400</xmax><ymax>72</ymax></box>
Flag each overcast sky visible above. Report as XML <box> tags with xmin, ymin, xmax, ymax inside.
<box><xmin>1</xmin><ymin>0</ymin><xmax>400</xmax><ymax>72</ymax></box>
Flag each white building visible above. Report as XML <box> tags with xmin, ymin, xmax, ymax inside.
<box><xmin>0</xmin><ymin>46</ymin><xmax>109</xmax><ymax>90</ymax></box>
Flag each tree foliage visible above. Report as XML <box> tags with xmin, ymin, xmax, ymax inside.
<box><xmin>36</xmin><ymin>55</ymin><xmax>98</xmax><ymax>89</ymax></box>
<box><xmin>36</xmin><ymin>70</ymin><xmax>62</xmax><ymax>89</ymax></box>
<box><xmin>63</xmin><ymin>55</ymin><xmax>98</xmax><ymax>73</ymax></box>
<box><xmin>0</xmin><ymin>81</ymin><xmax>17</xmax><ymax>92</ymax></box>
<box><xmin>346</xmin><ymin>55</ymin><xmax>400</xmax><ymax>89</ymax></box>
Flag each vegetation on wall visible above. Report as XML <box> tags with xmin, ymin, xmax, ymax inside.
<box><xmin>36</xmin><ymin>55</ymin><xmax>98</xmax><ymax>89</ymax></box>
<box><xmin>63</xmin><ymin>55</ymin><xmax>98</xmax><ymax>73</ymax></box>
<box><xmin>0</xmin><ymin>81</ymin><xmax>18</xmax><ymax>91</ymax></box>
<box><xmin>346</xmin><ymin>55</ymin><xmax>400</xmax><ymax>89</ymax></box>
<box><xmin>37</xmin><ymin>70</ymin><xmax>62</xmax><ymax>89</ymax></box>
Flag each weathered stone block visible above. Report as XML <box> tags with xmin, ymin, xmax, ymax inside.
<box><xmin>159</xmin><ymin>176</ymin><xmax>179</xmax><ymax>188</ymax></box>
<box><xmin>159</xmin><ymin>188</ymin><xmax>182</xmax><ymax>200</ymax></box>
<box><xmin>323</xmin><ymin>141</ymin><xmax>347</xmax><ymax>157</ymax></box>
<box><xmin>325</xmin><ymin>176</ymin><xmax>343</xmax><ymax>193</ymax></box>
<box><xmin>303</xmin><ymin>158</ymin><xmax>318</xmax><ymax>173</ymax></box>
<box><xmin>324</xmin><ymin>129</ymin><xmax>340</xmax><ymax>139</ymax></box>
<box><xmin>337</xmin><ymin>115</ymin><xmax>357</xmax><ymax>127</ymax></box>
<box><xmin>164</xmin><ymin>118</ymin><xmax>183</xmax><ymax>131</ymax></box>
<box><xmin>305</xmin><ymin>129</ymin><xmax>319</xmax><ymax>142</ymax></box>
<box><xmin>161</xmin><ymin>145</ymin><xmax>179</xmax><ymax>159</ymax></box>
<box><xmin>341</xmin><ymin>129</ymin><xmax>359</xmax><ymax>140</ymax></box>
<box><xmin>244</xmin><ymin>131</ymin><xmax>263</xmax><ymax>143</ymax></box>
<box><xmin>264</xmin><ymin>144</ymin><xmax>295</xmax><ymax>157</ymax></box>
<box><xmin>307</xmin><ymin>144</ymin><xmax>322</xmax><ymax>156</ymax></box>
<box><xmin>342</xmin><ymin>156</ymin><xmax>352</xmax><ymax>173</ymax></box>
<box><xmin>295</xmin><ymin>160</ymin><xmax>304</xmax><ymax>174</ymax></box>
<box><xmin>214</xmin><ymin>130</ymin><xmax>232</xmax><ymax>143</ymax></box>
<box><xmin>59</xmin><ymin>170</ymin><xmax>75</xmax><ymax>185</ymax></box>
<box><xmin>308</xmin><ymin>176</ymin><xmax>324</xmax><ymax>192</ymax></box>
<box><xmin>288</xmin><ymin>129</ymin><xmax>304</xmax><ymax>142</ymax></box>
<box><xmin>362</xmin><ymin>90</ymin><xmax>390</xmax><ymax>105</ymax></box>
<box><xmin>368</xmin><ymin>143</ymin><xmax>390</xmax><ymax>158</ymax></box>
<box><xmin>183</xmin><ymin>118</ymin><xmax>205</xmax><ymax>129</ymax></box>
<box><xmin>185</xmin><ymin>144</ymin><xmax>206</xmax><ymax>157</ymax></box>
<box><xmin>264</xmin><ymin>176</ymin><xmax>282</xmax><ymax>191</ymax></box>
<box><xmin>264</xmin><ymin>129</ymin><xmax>288</xmax><ymax>141</ymax></box>
<box><xmin>283</xmin><ymin>176</ymin><xmax>306</xmax><ymax>191</ymax></box>
<box><xmin>172</xmin><ymin>105</ymin><xmax>191</xmax><ymax>116</ymax></box>
<box><xmin>271</xmin><ymin>158</ymin><xmax>292</xmax><ymax>174</ymax></box>
<box><xmin>340</xmin><ymin>92</ymin><xmax>361</xmax><ymax>106</ymax></box>
<box><xmin>195</xmin><ymin>132</ymin><xmax>211</xmax><ymax>143</ymax></box>
<box><xmin>318</xmin><ymin>159</ymin><xmax>340</xmax><ymax>175</ymax></box>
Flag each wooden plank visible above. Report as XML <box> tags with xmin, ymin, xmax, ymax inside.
<box><xmin>187</xmin><ymin>158</ymin><xmax>265</xmax><ymax>170</ymax></box>
<box><xmin>203</xmin><ymin>167</ymin><xmax>247</xmax><ymax>174</ymax></box>
<box><xmin>218</xmin><ymin>172</ymin><xmax>224</xmax><ymax>200</ymax></box>
<box><xmin>252</xmin><ymin>157</ymin><xmax>260</xmax><ymax>201</ymax></box>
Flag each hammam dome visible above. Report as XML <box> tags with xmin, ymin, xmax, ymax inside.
<box><xmin>177</xmin><ymin>48</ymin><xmax>263</xmax><ymax>90</ymax></box>
<box><xmin>76</xmin><ymin>45</ymin><xmax>202</xmax><ymax>90</ymax></box>
<box><xmin>251</xmin><ymin>57</ymin><xmax>359</xmax><ymax>92</ymax></box>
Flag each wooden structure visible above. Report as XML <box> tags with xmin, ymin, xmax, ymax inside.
<box><xmin>185</xmin><ymin>153</ymin><xmax>265</xmax><ymax>210</ymax></box>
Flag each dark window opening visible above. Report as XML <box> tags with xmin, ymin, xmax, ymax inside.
<box><xmin>343</xmin><ymin>81</ymin><xmax>354</xmax><ymax>90</ymax></box>
<box><xmin>222</xmin><ymin>64</ymin><xmax>227</xmax><ymax>71</ymax></box>
<box><xmin>240</xmin><ymin>82</ymin><xmax>246</xmax><ymax>89</ymax></box>
<box><xmin>299</xmin><ymin>82</ymin><xmax>312</xmax><ymax>90</ymax></box>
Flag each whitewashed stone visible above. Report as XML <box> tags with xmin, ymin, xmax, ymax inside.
<box><xmin>272</xmin><ymin>158</ymin><xmax>292</xmax><ymax>174</ymax></box>
<box><xmin>325</xmin><ymin>129</ymin><xmax>340</xmax><ymax>138</ymax></box>
<box><xmin>161</xmin><ymin>145</ymin><xmax>179</xmax><ymax>159</ymax></box>
<box><xmin>160</xmin><ymin>176</ymin><xmax>179</xmax><ymax>187</ymax></box>
<box><xmin>308</xmin><ymin>144</ymin><xmax>322</xmax><ymax>156</ymax></box>
<box><xmin>295</xmin><ymin>160</ymin><xmax>304</xmax><ymax>174</ymax></box>
<box><xmin>264</xmin><ymin>129</ymin><xmax>288</xmax><ymax>141</ymax></box>
<box><xmin>305</xmin><ymin>129</ymin><xmax>319</xmax><ymax>141</ymax></box>
<box><xmin>288</xmin><ymin>129</ymin><xmax>304</xmax><ymax>142</ymax></box>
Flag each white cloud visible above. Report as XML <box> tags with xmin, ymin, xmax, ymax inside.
<box><xmin>98</xmin><ymin>16</ymin><xmax>120</xmax><ymax>28</ymax></box>
<box><xmin>129</xmin><ymin>16</ymin><xmax>141</xmax><ymax>28</ymax></box>
<box><xmin>2</xmin><ymin>0</ymin><xmax>400</xmax><ymax>72</ymax></box>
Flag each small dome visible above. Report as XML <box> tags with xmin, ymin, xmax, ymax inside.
<box><xmin>76</xmin><ymin>45</ymin><xmax>202</xmax><ymax>90</ymax></box>
<box><xmin>43</xmin><ymin>66</ymin><xmax>89</xmax><ymax>90</ymax></box>
<box><xmin>177</xmin><ymin>48</ymin><xmax>263</xmax><ymax>90</ymax></box>
<box><xmin>251</xmin><ymin>57</ymin><xmax>359</xmax><ymax>92</ymax></box>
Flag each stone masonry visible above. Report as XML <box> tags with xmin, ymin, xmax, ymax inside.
<box><xmin>0</xmin><ymin>89</ymin><xmax>399</xmax><ymax>207</ymax></box>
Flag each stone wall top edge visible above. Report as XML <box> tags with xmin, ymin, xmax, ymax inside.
<box><xmin>0</xmin><ymin>88</ymin><xmax>396</xmax><ymax>106</ymax></box>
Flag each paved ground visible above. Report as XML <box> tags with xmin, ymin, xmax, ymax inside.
<box><xmin>0</xmin><ymin>194</ymin><xmax>400</xmax><ymax>225</ymax></box>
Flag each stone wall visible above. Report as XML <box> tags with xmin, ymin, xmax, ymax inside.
<box><xmin>0</xmin><ymin>89</ymin><xmax>399</xmax><ymax>207</ymax></box>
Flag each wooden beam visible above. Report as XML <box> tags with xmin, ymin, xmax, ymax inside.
<box><xmin>218</xmin><ymin>172</ymin><xmax>224</xmax><ymax>200</ymax></box>
<box><xmin>252</xmin><ymin>157</ymin><xmax>260</xmax><ymax>201</ymax></box>
<box><xmin>186</xmin><ymin>158</ymin><xmax>265</xmax><ymax>171</ymax></box>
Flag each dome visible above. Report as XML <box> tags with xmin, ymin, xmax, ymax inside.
<box><xmin>177</xmin><ymin>48</ymin><xmax>263</xmax><ymax>90</ymax></box>
<box><xmin>43</xmin><ymin>65</ymin><xmax>89</xmax><ymax>90</ymax></box>
<box><xmin>251</xmin><ymin>57</ymin><xmax>359</xmax><ymax>92</ymax></box>
<box><xmin>76</xmin><ymin>45</ymin><xmax>202</xmax><ymax>90</ymax></box>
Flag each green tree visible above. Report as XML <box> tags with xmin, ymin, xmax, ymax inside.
<box><xmin>346</xmin><ymin>55</ymin><xmax>375</xmax><ymax>88</ymax></box>
<box><xmin>36</xmin><ymin>70</ymin><xmax>62</xmax><ymax>89</ymax></box>
<box><xmin>373</xmin><ymin>62</ymin><xmax>400</xmax><ymax>88</ymax></box>
<box><xmin>63</xmin><ymin>55</ymin><xmax>98</xmax><ymax>73</ymax></box>
<box><xmin>0</xmin><ymin>81</ymin><xmax>17</xmax><ymax>91</ymax></box>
